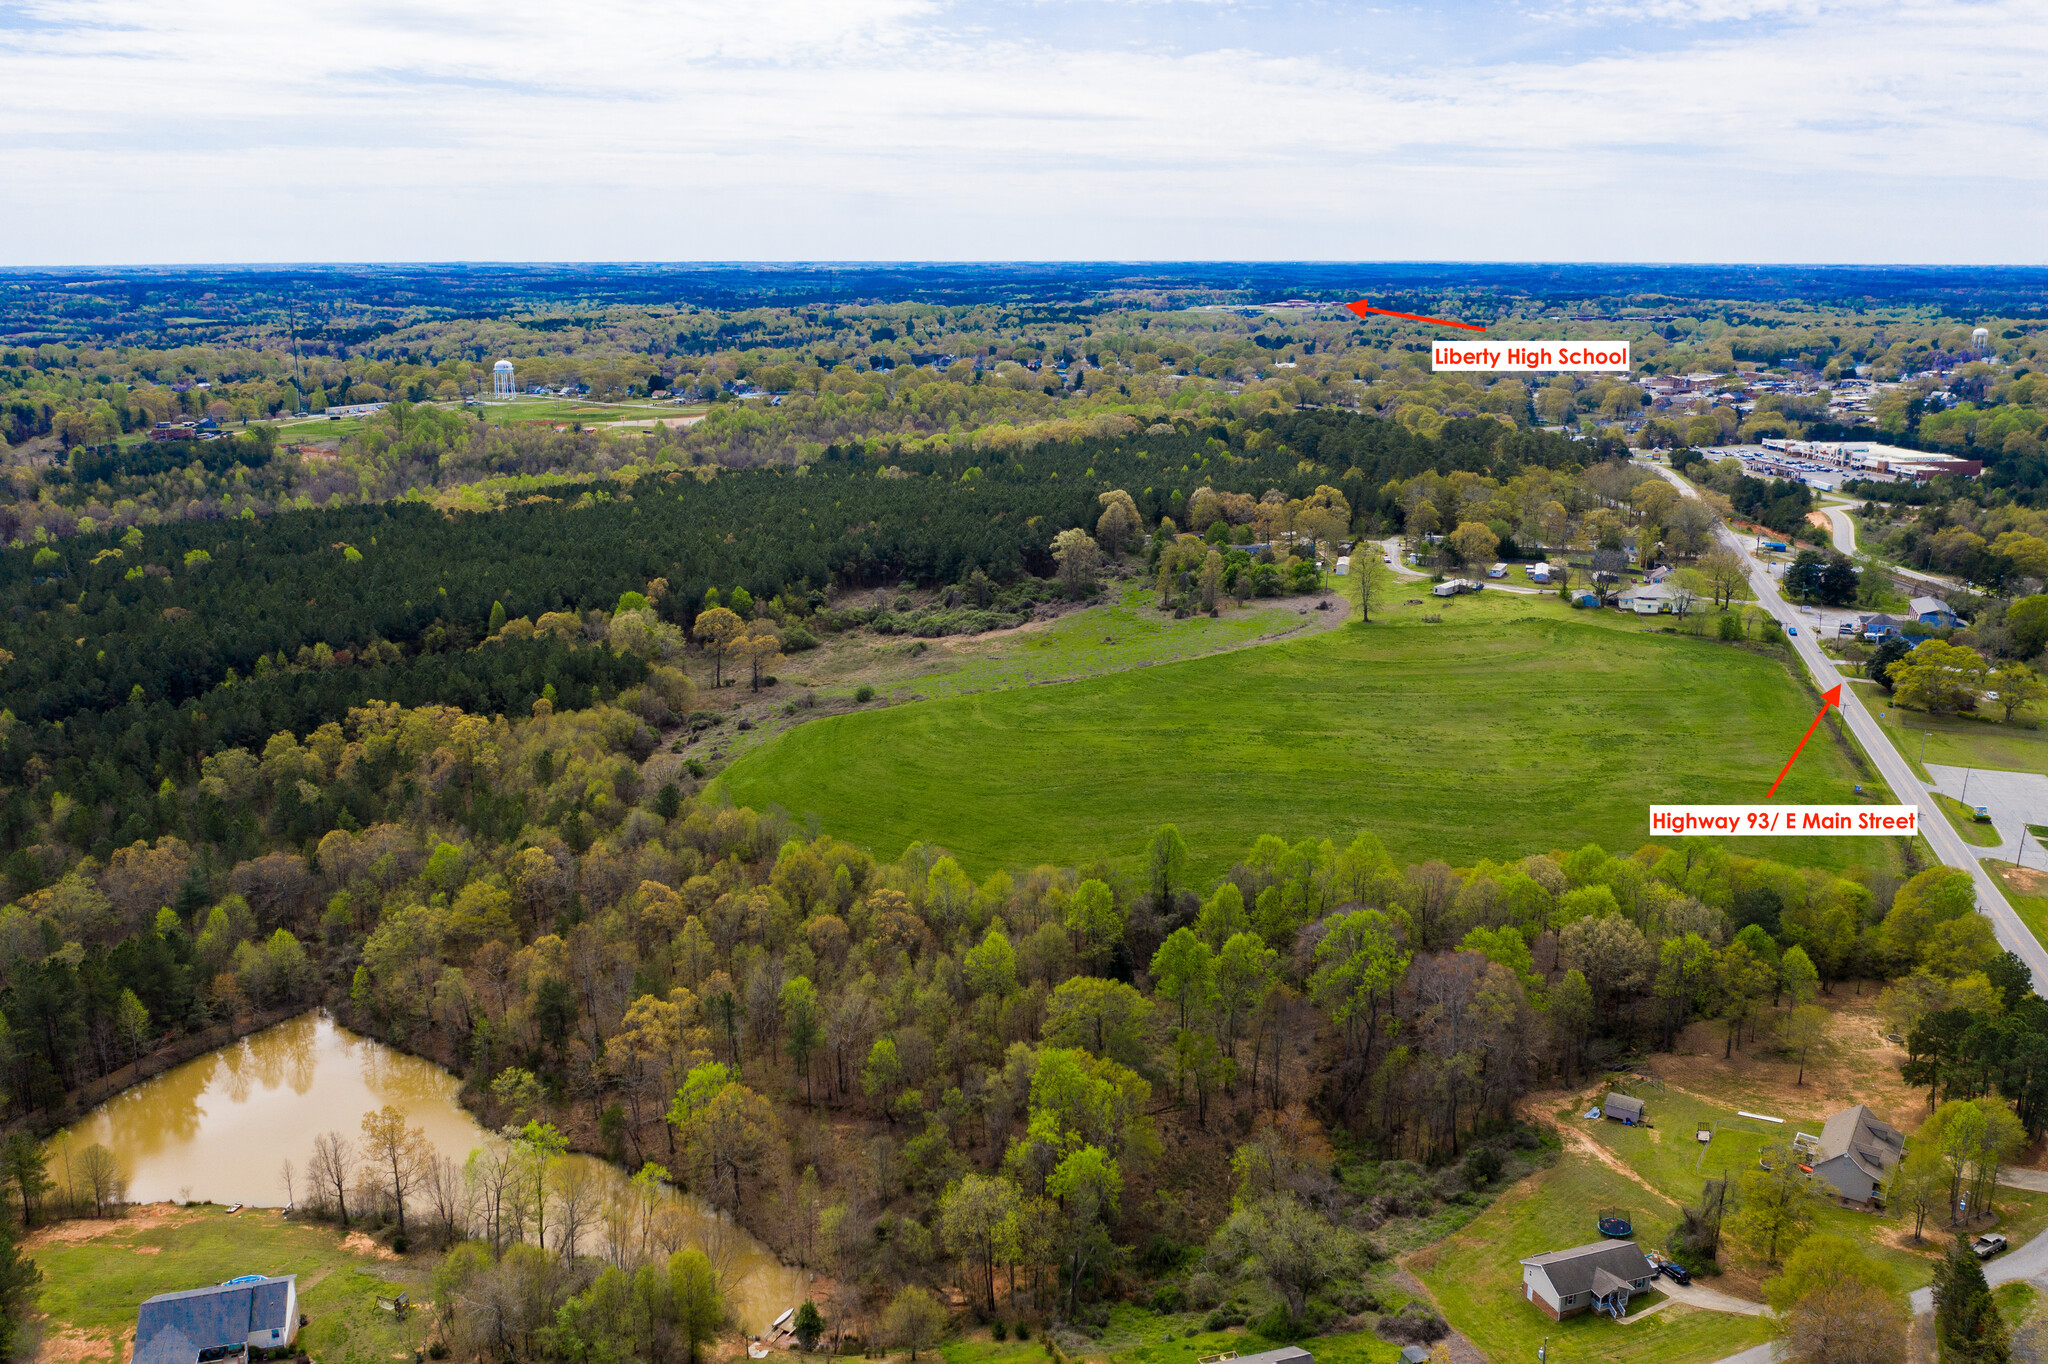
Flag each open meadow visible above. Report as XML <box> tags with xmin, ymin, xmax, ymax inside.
<box><xmin>719</xmin><ymin>581</ymin><xmax>1900</xmax><ymax>877</ymax></box>
<box><xmin>1846</xmin><ymin>678</ymin><xmax>2048</xmax><ymax>778</ymax></box>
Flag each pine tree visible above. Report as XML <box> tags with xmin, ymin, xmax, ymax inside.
<box><xmin>1934</xmin><ymin>1237</ymin><xmax>2009</xmax><ymax>1364</ymax></box>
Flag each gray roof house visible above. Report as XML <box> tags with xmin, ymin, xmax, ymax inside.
<box><xmin>135</xmin><ymin>1275</ymin><xmax>298</xmax><ymax>1364</ymax></box>
<box><xmin>1807</xmin><ymin>1105</ymin><xmax>1904</xmax><ymax>1205</ymax></box>
<box><xmin>1225</xmin><ymin>1349</ymin><xmax>1315</xmax><ymax>1364</ymax></box>
<box><xmin>1520</xmin><ymin>1240</ymin><xmax>1657</xmax><ymax>1320</ymax></box>
<box><xmin>1602</xmin><ymin>1092</ymin><xmax>1646</xmax><ymax>1124</ymax></box>
<box><xmin>1908</xmin><ymin>596</ymin><xmax>1960</xmax><ymax>628</ymax></box>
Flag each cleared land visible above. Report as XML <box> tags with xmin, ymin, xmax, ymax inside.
<box><xmin>29</xmin><ymin>1205</ymin><xmax>426</xmax><ymax>1364</ymax></box>
<box><xmin>1847</xmin><ymin>678</ymin><xmax>2048</xmax><ymax>777</ymax></box>
<box><xmin>1986</xmin><ymin>860</ymin><xmax>2048</xmax><ymax>957</ymax></box>
<box><xmin>720</xmin><ymin>583</ymin><xmax>1897</xmax><ymax>877</ymax></box>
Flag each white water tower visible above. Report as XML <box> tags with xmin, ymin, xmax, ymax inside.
<box><xmin>1973</xmin><ymin>328</ymin><xmax>1991</xmax><ymax>355</ymax></box>
<box><xmin>493</xmin><ymin>358</ymin><xmax>515</xmax><ymax>398</ymax></box>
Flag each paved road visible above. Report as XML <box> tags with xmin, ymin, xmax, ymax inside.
<box><xmin>1908</xmin><ymin>1228</ymin><xmax>2048</xmax><ymax>1313</ymax></box>
<box><xmin>1817</xmin><ymin>501</ymin><xmax>1859</xmax><ymax>556</ymax></box>
<box><xmin>1642</xmin><ymin>463</ymin><xmax>2048</xmax><ymax>991</ymax></box>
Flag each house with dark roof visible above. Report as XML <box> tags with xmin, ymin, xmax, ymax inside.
<box><xmin>1807</xmin><ymin>1105</ymin><xmax>1904</xmax><ymax>1205</ymax></box>
<box><xmin>135</xmin><ymin>1275</ymin><xmax>298</xmax><ymax>1364</ymax></box>
<box><xmin>1601</xmin><ymin>1092</ymin><xmax>1646</xmax><ymax>1125</ymax></box>
<box><xmin>1519</xmin><ymin>1240</ymin><xmax>1657</xmax><ymax>1320</ymax></box>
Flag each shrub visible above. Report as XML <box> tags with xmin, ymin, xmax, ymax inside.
<box><xmin>1014</xmin><ymin>1321</ymin><xmax>1029</xmax><ymax>1341</ymax></box>
<box><xmin>855</xmin><ymin>685</ymin><xmax>875</xmax><ymax>703</ymax></box>
<box><xmin>428</xmin><ymin>1344</ymin><xmax>449</xmax><ymax>1360</ymax></box>
<box><xmin>992</xmin><ymin>1322</ymin><xmax>1008</xmax><ymax>1342</ymax></box>
<box><xmin>783</xmin><ymin>623</ymin><xmax>820</xmax><ymax>652</ymax></box>
<box><xmin>391</xmin><ymin>1234</ymin><xmax>409</xmax><ymax>1254</ymax></box>
<box><xmin>1463</xmin><ymin>1146</ymin><xmax>1504</xmax><ymax>1186</ymax></box>
<box><xmin>1150</xmin><ymin>1282</ymin><xmax>1186</xmax><ymax>1313</ymax></box>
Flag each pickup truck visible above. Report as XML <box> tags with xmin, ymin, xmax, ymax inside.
<box><xmin>1973</xmin><ymin>1233</ymin><xmax>2008</xmax><ymax>1259</ymax></box>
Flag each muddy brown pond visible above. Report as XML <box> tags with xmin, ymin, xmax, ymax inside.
<box><xmin>57</xmin><ymin>1011</ymin><xmax>806</xmax><ymax>1332</ymax></box>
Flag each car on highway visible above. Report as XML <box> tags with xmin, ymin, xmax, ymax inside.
<box><xmin>1973</xmin><ymin>1233</ymin><xmax>2007</xmax><ymax>1259</ymax></box>
<box><xmin>1787</xmin><ymin>625</ymin><xmax>1798</xmax><ymax>636</ymax></box>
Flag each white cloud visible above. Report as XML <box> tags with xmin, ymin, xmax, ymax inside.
<box><xmin>0</xmin><ymin>0</ymin><xmax>2041</xmax><ymax>262</ymax></box>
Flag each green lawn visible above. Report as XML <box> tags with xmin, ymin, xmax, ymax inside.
<box><xmin>1848</xmin><ymin>680</ymin><xmax>2048</xmax><ymax>777</ymax></box>
<box><xmin>1410</xmin><ymin>1152</ymin><xmax>1774</xmax><ymax>1364</ymax></box>
<box><xmin>1934</xmin><ymin>792</ymin><xmax>2003</xmax><ymax>846</ymax></box>
<box><xmin>1984</xmin><ymin>860</ymin><xmax>2048</xmax><ymax>955</ymax></box>
<box><xmin>940</xmin><ymin>1318</ymin><xmax>1402</xmax><ymax>1364</ymax></box>
<box><xmin>720</xmin><ymin>583</ymin><xmax>1897</xmax><ymax>878</ymax></box>
<box><xmin>1574</xmin><ymin>1089</ymin><xmax>2048</xmax><ymax>1292</ymax></box>
<box><xmin>30</xmin><ymin>1207</ymin><xmax>427</xmax><ymax>1364</ymax></box>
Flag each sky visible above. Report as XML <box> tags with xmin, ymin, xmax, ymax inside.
<box><xmin>0</xmin><ymin>0</ymin><xmax>2041</xmax><ymax>265</ymax></box>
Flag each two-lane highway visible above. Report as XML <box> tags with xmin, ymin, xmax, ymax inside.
<box><xmin>1643</xmin><ymin>463</ymin><xmax>2048</xmax><ymax>990</ymax></box>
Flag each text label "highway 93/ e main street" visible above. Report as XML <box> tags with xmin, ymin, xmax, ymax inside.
<box><xmin>1650</xmin><ymin>805</ymin><xmax>1919</xmax><ymax>836</ymax></box>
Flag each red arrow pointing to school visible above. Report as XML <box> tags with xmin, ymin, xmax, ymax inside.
<box><xmin>1764</xmin><ymin>684</ymin><xmax>1842</xmax><ymax>799</ymax></box>
<box><xmin>1345</xmin><ymin>298</ymin><xmax>1487</xmax><ymax>332</ymax></box>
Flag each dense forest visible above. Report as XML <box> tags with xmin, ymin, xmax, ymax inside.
<box><xmin>4</xmin><ymin>275</ymin><xmax>2047</xmax><ymax>1359</ymax></box>
<box><xmin>0</xmin><ymin>410</ymin><xmax>1600</xmax><ymax>871</ymax></box>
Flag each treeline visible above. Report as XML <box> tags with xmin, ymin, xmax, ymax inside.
<box><xmin>1</xmin><ymin>681</ymin><xmax>2040</xmax><ymax>1345</ymax></box>
<box><xmin>0</xmin><ymin>411</ymin><xmax>1587</xmax><ymax>851</ymax></box>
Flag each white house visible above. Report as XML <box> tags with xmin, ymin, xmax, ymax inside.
<box><xmin>1616</xmin><ymin>582</ymin><xmax>1673</xmax><ymax>615</ymax></box>
<box><xmin>1520</xmin><ymin>1241</ymin><xmax>1657</xmax><ymax>1320</ymax></box>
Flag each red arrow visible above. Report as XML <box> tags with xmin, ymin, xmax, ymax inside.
<box><xmin>1764</xmin><ymin>684</ymin><xmax>1841</xmax><ymax>799</ymax></box>
<box><xmin>1345</xmin><ymin>298</ymin><xmax>1487</xmax><ymax>332</ymax></box>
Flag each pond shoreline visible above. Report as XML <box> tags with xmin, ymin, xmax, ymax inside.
<box><xmin>15</xmin><ymin>1002</ymin><xmax>305</xmax><ymax>1137</ymax></box>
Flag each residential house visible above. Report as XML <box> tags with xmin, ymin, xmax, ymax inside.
<box><xmin>1571</xmin><ymin>589</ymin><xmax>1601</xmax><ymax>609</ymax></box>
<box><xmin>1805</xmin><ymin>1105</ymin><xmax>1904</xmax><ymax>1205</ymax></box>
<box><xmin>1528</xmin><ymin>563</ymin><xmax>1553</xmax><ymax>583</ymax></box>
<box><xmin>1601</xmin><ymin>1092</ymin><xmax>1646</xmax><ymax>1125</ymax></box>
<box><xmin>1616</xmin><ymin>583</ymin><xmax>1672</xmax><ymax>615</ymax></box>
<box><xmin>1432</xmin><ymin>578</ymin><xmax>1483</xmax><ymax>597</ymax></box>
<box><xmin>1858</xmin><ymin>613</ymin><xmax>1908</xmax><ymax>643</ymax></box>
<box><xmin>1225</xmin><ymin>1349</ymin><xmax>1315</xmax><ymax>1364</ymax></box>
<box><xmin>1519</xmin><ymin>1241</ymin><xmax>1657</xmax><ymax>1320</ymax></box>
<box><xmin>1908</xmin><ymin>596</ymin><xmax>1960</xmax><ymax>628</ymax></box>
<box><xmin>135</xmin><ymin>1275</ymin><xmax>299</xmax><ymax>1364</ymax></box>
<box><xmin>1487</xmin><ymin>563</ymin><xmax>1508</xmax><ymax>579</ymax></box>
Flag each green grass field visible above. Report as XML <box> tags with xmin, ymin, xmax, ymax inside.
<box><xmin>938</xmin><ymin>1309</ymin><xmax>1404</xmax><ymax>1364</ymax></box>
<box><xmin>1847</xmin><ymin>679</ymin><xmax>2048</xmax><ymax>777</ymax></box>
<box><xmin>720</xmin><ymin>584</ymin><xmax>1896</xmax><ymax>877</ymax></box>
<box><xmin>1985</xmin><ymin>860</ymin><xmax>2048</xmax><ymax>954</ymax></box>
<box><xmin>30</xmin><ymin>1206</ymin><xmax>426</xmax><ymax>1364</ymax></box>
<box><xmin>1410</xmin><ymin>1152</ymin><xmax>1774</xmax><ymax>1364</ymax></box>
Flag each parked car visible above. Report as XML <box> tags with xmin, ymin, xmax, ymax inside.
<box><xmin>1973</xmin><ymin>1234</ymin><xmax>2008</xmax><ymax>1259</ymax></box>
<box><xmin>1837</xmin><ymin>622</ymin><xmax>1855</xmax><ymax>636</ymax></box>
<box><xmin>1659</xmin><ymin>1261</ymin><xmax>1692</xmax><ymax>1285</ymax></box>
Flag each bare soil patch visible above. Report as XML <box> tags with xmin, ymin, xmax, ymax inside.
<box><xmin>342</xmin><ymin>1230</ymin><xmax>401</xmax><ymax>1260</ymax></box>
<box><xmin>1648</xmin><ymin>988</ymin><xmax>1924</xmax><ymax>1132</ymax></box>
<box><xmin>25</xmin><ymin>1204</ymin><xmax>198</xmax><ymax>1248</ymax></box>
<box><xmin>34</xmin><ymin>1327</ymin><xmax>126</xmax><ymax>1364</ymax></box>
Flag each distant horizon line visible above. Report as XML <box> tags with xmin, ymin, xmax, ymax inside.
<box><xmin>4</xmin><ymin>260</ymin><xmax>2048</xmax><ymax>272</ymax></box>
